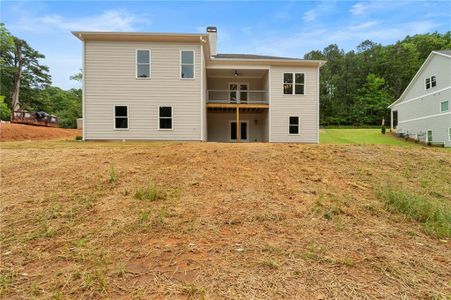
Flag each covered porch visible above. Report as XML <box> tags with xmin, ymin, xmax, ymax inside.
<box><xmin>206</xmin><ymin>68</ymin><xmax>269</xmax><ymax>142</ymax></box>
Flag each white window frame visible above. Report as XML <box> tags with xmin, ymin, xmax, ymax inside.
<box><xmin>180</xmin><ymin>50</ymin><xmax>195</xmax><ymax>80</ymax></box>
<box><xmin>288</xmin><ymin>116</ymin><xmax>300</xmax><ymax>135</ymax></box>
<box><xmin>228</xmin><ymin>120</ymin><xmax>249</xmax><ymax>142</ymax></box>
<box><xmin>425</xmin><ymin>74</ymin><xmax>436</xmax><ymax>90</ymax></box>
<box><xmin>158</xmin><ymin>106</ymin><xmax>173</xmax><ymax>131</ymax></box>
<box><xmin>431</xmin><ymin>74</ymin><xmax>437</xmax><ymax>88</ymax></box>
<box><xmin>283</xmin><ymin>72</ymin><xmax>305</xmax><ymax>95</ymax></box>
<box><xmin>228</xmin><ymin>82</ymin><xmax>249</xmax><ymax>103</ymax></box>
<box><xmin>136</xmin><ymin>49</ymin><xmax>151</xmax><ymax>79</ymax></box>
<box><xmin>113</xmin><ymin>105</ymin><xmax>129</xmax><ymax>130</ymax></box>
<box><xmin>427</xmin><ymin>129</ymin><xmax>433</xmax><ymax>143</ymax></box>
<box><xmin>440</xmin><ymin>100</ymin><xmax>449</xmax><ymax>112</ymax></box>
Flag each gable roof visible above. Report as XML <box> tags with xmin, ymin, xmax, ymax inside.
<box><xmin>388</xmin><ymin>50</ymin><xmax>451</xmax><ymax>108</ymax></box>
<box><xmin>434</xmin><ymin>50</ymin><xmax>451</xmax><ymax>57</ymax></box>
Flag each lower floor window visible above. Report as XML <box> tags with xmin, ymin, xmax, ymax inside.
<box><xmin>448</xmin><ymin>128</ymin><xmax>451</xmax><ymax>141</ymax></box>
<box><xmin>114</xmin><ymin>106</ymin><xmax>128</xmax><ymax>129</ymax></box>
<box><xmin>289</xmin><ymin>116</ymin><xmax>299</xmax><ymax>134</ymax></box>
<box><xmin>427</xmin><ymin>129</ymin><xmax>433</xmax><ymax>142</ymax></box>
<box><xmin>159</xmin><ymin>106</ymin><xmax>172</xmax><ymax>129</ymax></box>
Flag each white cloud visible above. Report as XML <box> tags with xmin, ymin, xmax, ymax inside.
<box><xmin>303</xmin><ymin>10</ymin><xmax>317</xmax><ymax>22</ymax></box>
<box><xmin>350</xmin><ymin>3</ymin><xmax>366</xmax><ymax>15</ymax></box>
<box><xmin>14</xmin><ymin>10</ymin><xmax>149</xmax><ymax>33</ymax></box>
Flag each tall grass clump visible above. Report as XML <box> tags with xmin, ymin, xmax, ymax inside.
<box><xmin>134</xmin><ymin>184</ymin><xmax>164</xmax><ymax>201</ymax></box>
<box><xmin>108</xmin><ymin>163</ymin><xmax>117</xmax><ymax>184</ymax></box>
<box><xmin>378</xmin><ymin>187</ymin><xmax>450</xmax><ymax>238</ymax></box>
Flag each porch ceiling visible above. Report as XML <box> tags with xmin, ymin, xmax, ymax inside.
<box><xmin>207</xmin><ymin>69</ymin><xmax>267</xmax><ymax>78</ymax></box>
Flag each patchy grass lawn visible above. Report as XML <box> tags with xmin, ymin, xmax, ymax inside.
<box><xmin>1</xmin><ymin>141</ymin><xmax>450</xmax><ymax>299</ymax></box>
<box><xmin>320</xmin><ymin>128</ymin><xmax>414</xmax><ymax>145</ymax></box>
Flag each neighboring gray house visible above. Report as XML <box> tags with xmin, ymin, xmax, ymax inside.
<box><xmin>389</xmin><ymin>50</ymin><xmax>451</xmax><ymax>147</ymax></box>
<box><xmin>73</xmin><ymin>27</ymin><xmax>325</xmax><ymax>143</ymax></box>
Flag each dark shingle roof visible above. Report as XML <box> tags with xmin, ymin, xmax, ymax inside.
<box><xmin>213</xmin><ymin>53</ymin><xmax>304</xmax><ymax>60</ymax></box>
<box><xmin>434</xmin><ymin>50</ymin><xmax>451</xmax><ymax>56</ymax></box>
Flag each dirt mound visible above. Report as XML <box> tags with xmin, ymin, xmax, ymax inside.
<box><xmin>0</xmin><ymin>123</ymin><xmax>81</xmax><ymax>142</ymax></box>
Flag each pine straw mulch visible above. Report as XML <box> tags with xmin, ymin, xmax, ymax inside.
<box><xmin>1</xmin><ymin>142</ymin><xmax>450</xmax><ymax>299</ymax></box>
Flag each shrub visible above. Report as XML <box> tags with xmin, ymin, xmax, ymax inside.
<box><xmin>75</xmin><ymin>135</ymin><xmax>83</xmax><ymax>141</ymax></box>
<box><xmin>381</xmin><ymin>125</ymin><xmax>386</xmax><ymax>134</ymax></box>
<box><xmin>378</xmin><ymin>187</ymin><xmax>450</xmax><ymax>238</ymax></box>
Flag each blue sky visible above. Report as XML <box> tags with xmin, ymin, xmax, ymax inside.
<box><xmin>2</xmin><ymin>0</ymin><xmax>450</xmax><ymax>89</ymax></box>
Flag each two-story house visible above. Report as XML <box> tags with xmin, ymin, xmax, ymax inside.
<box><xmin>73</xmin><ymin>27</ymin><xmax>325</xmax><ymax>142</ymax></box>
<box><xmin>389</xmin><ymin>50</ymin><xmax>451</xmax><ymax>147</ymax></box>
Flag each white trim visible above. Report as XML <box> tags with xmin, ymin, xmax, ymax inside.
<box><xmin>282</xmin><ymin>72</ymin><xmax>306</xmax><ymax>95</ymax></box>
<box><xmin>316</xmin><ymin>66</ymin><xmax>320</xmax><ymax>143</ymax></box>
<box><xmin>268</xmin><ymin>66</ymin><xmax>272</xmax><ymax>143</ymax></box>
<box><xmin>113</xmin><ymin>105</ymin><xmax>129</xmax><ymax>131</ymax></box>
<box><xmin>82</xmin><ymin>40</ymin><xmax>86</xmax><ymax>140</ymax></box>
<box><xmin>229</xmin><ymin>120</ymin><xmax>249</xmax><ymax>142</ymax></box>
<box><xmin>398</xmin><ymin>111</ymin><xmax>451</xmax><ymax>124</ymax></box>
<box><xmin>136</xmin><ymin>49</ymin><xmax>151</xmax><ymax>79</ymax></box>
<box><xmin>440</xmin><ymin>100</ymin><xmax>449</xmax><ymax>112</ymax></box>
<box><xmin>180</xmin><ymin>50</ymin><xmax>195</xmax><ymax>80</ymax></box>
<box><xmin>288</xmin><ymin>116</ymin><xmax>300</xmax><ymax>135</ymax></box>
<box><xmin>432</xmin><ymin>51</ymin><xmax>451</xmax><ymax>58</ymax></box>
<box><xmin>390</xmin><ymin>86</ymin><xmax>451</xmax><ymax>108</ymax></box>
<box><xmin>158</xmin><ymin>106</ymin><xmax>173</xmax><ymax>131</ymax></box>
<box><xmin>427</xmin><ymin>129</ymin><xmax>433</xmax><ymax>143</ymax></box>
<box><xmin>200</xmin><ymin>45</ymin><xmax>204</xmax><ymax>141</ymax></box>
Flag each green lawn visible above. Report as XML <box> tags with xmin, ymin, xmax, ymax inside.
<box><xmin>320</xmin><ymin>128</ymin><xmax>413</xmax><ymax>145</ymax></box>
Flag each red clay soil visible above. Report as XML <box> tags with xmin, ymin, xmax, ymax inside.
<box><xmin>0</xmin><ymin>123</ymin><xmax>81</xmax><ymax>142</ymax></box>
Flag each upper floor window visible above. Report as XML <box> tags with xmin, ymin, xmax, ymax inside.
<box><xmin>441</xmin><ymin>100</ymin><xmax>449</xmax><ymax>112</ymax></box>
<box><xmin>114</xmin><ymin>106</ymin><xmax>128</xmax><ymax>129</ymax></box>
<box><xmin>283</xmin><ymin>73</ymin><xmax>305</xmax><ymax>95</ymax></box>
<box><xmin>425</xmin><ymin>75</ymin><xmax>436</xmax><ymax>90</ymax></box>
<box><xmin>289</xmin><ymin>116</ymin><xmax>300</xmax><ymax>134</ymax></box>
<box><xmin>136</xmin><ymin>50</ymin><xmax>150</xmax><ymax>78</ymax></box>
<box><xmin>181</xmin><ymin>50</ymin><xmax>194</xmax><ymax>79</ymax></box>
<box><xmin>159</xmin><ymin>106</ymin><xmax>173</xmax><ymax>130</ymax></box>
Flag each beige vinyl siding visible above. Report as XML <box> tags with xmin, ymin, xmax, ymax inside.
<box><xmin>269</xmin><ymin>66</ymin><xmax>319</xmax><ymax>143</ymax></box>
<box><xmin>84</xmin><ymin>40</ymin><xmax>202</xmax><ymax>140</ymax></box>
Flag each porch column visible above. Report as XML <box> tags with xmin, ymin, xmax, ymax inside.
<box><xmin>236</xmin><ymin>107</ymin><xmax>240</xmax><ymax>143</ymax></box>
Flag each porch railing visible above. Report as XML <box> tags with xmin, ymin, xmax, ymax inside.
<box><xmin>207</xmin><ymin>90</ymin><xmax>269</xmax><ymax>104</ymax></box>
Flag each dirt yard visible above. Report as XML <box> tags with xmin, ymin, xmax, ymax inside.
<box><xmin>0</xmin><ymin>123</ymin><xmax>80</xmax><ymax>142</ymax></box>
<box><xmin>1</xmin><ymin>141</ymin><xmax>450</xmax><ymax>299</ymax></box>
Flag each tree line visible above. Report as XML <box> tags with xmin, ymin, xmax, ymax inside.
<box><xmin>0</xmin><ymin>23</ymin><xmax>81</xmax><ymax>128</ymax></box>
<box><xmin>1</xmin><ymin>22</ymin><xmax>450</xmax><ymax>128</ymax></box>
<box><xmin>305</xmin><ymin>32</ymin><xmax>451</xmax><ymax>125</ymax></box>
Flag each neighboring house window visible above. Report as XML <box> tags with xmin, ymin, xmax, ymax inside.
<box><xmin>136</xmin><ymin>50</ymin><xmax>150</xmax><ymax>78</ymax></box>
<box><xmin>114</xmin><ymin>106</ymin><xmax>128</xmax><ymax>129</ymax></box>
<box><xmin>283</xmin><ymin>73</ymin><xmax>305</xmax><ymax>95</ymax></box>
<box><xmin>425</xmin><ymin>75</ymin><xmax>436</xmax><ymax>89</ymax></box>
<box><xmin>181</xmin><ymin>50</ymin><xmax>194</xmax><ymax>79</ymax></box>
<box><xmin>289</xmin><ymin>116</ymin><xmax>300</xmax><ymax>134</ymax></box>
<box><xmin>159</xmin><ymin>106</ymin><xmax>172</xmax><ymax>130</ymax></box>
<box><xmin>440</xmin><ymin>100</ymin><xmax>449</xmax><ymax>112</ymax></box>
<box><xmin>427</xmin><ymin>130</ymin><xmax>433</xmax><ymax>143</ymax></box>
